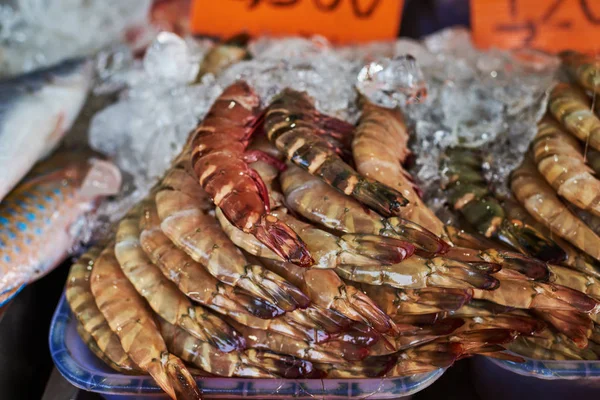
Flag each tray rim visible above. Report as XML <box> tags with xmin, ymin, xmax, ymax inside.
<box><xmin>49</xmin><ymin>292</ymin><xmax>447</xmax><ymax>398</ymax></box>
<box><xmin>485</xmin><ymin>355</ymin><xmax>600</xmax><ymax>381</ymax></box>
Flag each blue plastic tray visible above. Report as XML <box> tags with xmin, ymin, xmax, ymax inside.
<box><xmin>472</xmin><ymin>356</ymin><xmax>600</xmax><ymax>400</ymax></box>
<box><xmin>487</xmin><ymin>354</ymin><xmax>600</xmax><ymax>380</ymax></box>
<box><xmin>49</xmin><ymin>294</ymin><xmax>445</xmax><ymax>399</ymax></box>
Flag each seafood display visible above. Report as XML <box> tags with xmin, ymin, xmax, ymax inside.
<box><xmin>2</xmin><ymin>25</ymin><xmax>586</xmax><ymax>398</ymax></box>
<box><xmin>63</xmin><ymin>72</ymin><xmax>600</xmax><ymax>397</ymax></box>
<box><xmin>0</xmin><ymin>58</ymin><xmax>93</xmax><ymax>201</ymax></box>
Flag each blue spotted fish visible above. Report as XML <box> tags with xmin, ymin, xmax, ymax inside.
<box><xmin>0</xmin><ymin>151</ymin><xmax>121</xmax><ymax>306</ymax></box>
<box><xmin>0</xmin><ymin>58</ymin><xmax>93</xmax><ymax>201</ymax></box>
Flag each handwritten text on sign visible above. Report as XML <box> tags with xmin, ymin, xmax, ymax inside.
<box><xmin>191</xmin><ymin>0</ymin><xmax>404</xmax><ymax>43</ymax></box>
<box><xmin>472</xmin><ymin>0</ymin><xmax>600</xmax><ymax>53</ymax></box>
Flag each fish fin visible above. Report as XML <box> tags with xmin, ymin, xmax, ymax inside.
<box><xmin>79</xmin><ymin>159</ymin><xmax>122</xmax><ymax>199</ymax></box>
<box><xmin>0</xmin><ymin>284</ymin><xmax>24</xmax><ymax>307</ymax></box>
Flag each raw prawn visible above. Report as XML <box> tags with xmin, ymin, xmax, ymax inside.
<box><xmin>352</xmin><ymin>100</ymin><xmax>445</xmax><ymax>236</ymax></box>
<box><xmin>474</xmin><ymin>269</ymin><xmax>600</xmax><ymax>314</ymax></box>
<box><xmin>532</xmin><ymin>116</ymin><xmax>600</xmax><ymax>217</ymax></box>
<box><xmin>561</xmin><ymin>51</ymin><xmax>600</xmax><ymax>94</ymax></box>
<box><xmin>193</xmin><ymin>34</ymin><xmax>250</xmax><ymax>83</ymax></box>
<box><xmin>360</xmin><ymin>284</ymin><xmax>473</xmax><ymax>317</ymax></box>
<box><xmin>76</xmin><ymin>322</ymin><xmax>143</xmax><ymax>375</ymax></box>
<box><xmin>442</xmin><ymin>147</ymin><xmax>566</xmax><ymax>262</ymax></box>
<box><xmin>280</xmin><ymin>164</ymin><xmax>447</xmax><ymax>256</ymax></box>
<box><xmin>90</xmin><ymin>245</ymin><xmax>201</xmax><ymax>400</ymax></box>
<box><xmin>264</xmin><ymin>88</ymin><xmax>410</xmax><ymax>218</ymax></box>
<box><xmin>159</xmin><ymin>319</ymin><xmax>316</xmax><ymax>378</ymax></box>
<box><xmin>336</xmin><ymin>255</ymin><xmax>499</xmax><ymax>290</ymax></box>
<box><xmin>115</xmin><ymin>204</ymin><xmax>244</xmax><ymax>352</ymax></box>
<box><xmin>190</xmin><ymin>81</ymin><xmax>312</xmax><ymax>266</ymax></box>
<box><xmin>502</xmin><ymin>199</ymin><xmax>600</xmax><ymax>279</ymax></box>
<box><xmin>511</xmin><ymin>156</ymin><xmax>600</xmax><ymax>261</ymax></box>
<box><xmin>66</xmin><ymin>245</ymin><xmax>138</xmax><ymax>372</ymax></box>
<box><xmin>548</xmin><ymin>83</ymin><xmax>600</xmax><ymax>152</ymax></box>
<box><xmin>155</xmin><ymin>166</ymin><xmax>310</xmax><ymax>312</ymax></box>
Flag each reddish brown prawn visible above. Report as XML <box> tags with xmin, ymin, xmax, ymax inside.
<box><xmin>191</xmin><ymin>81</ymin><xmax>314</xmax><ymax>267</ymax></box>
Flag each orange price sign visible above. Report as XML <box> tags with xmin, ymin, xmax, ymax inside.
<box><xmin>472</xmin><ymin>0</ymin><xmax>600</xmax><ymax>54</ymax></box>
<box><xmin>190</xmin><ymin>0</ymin><xmax>404</xmax><ymax>43</ymax></box>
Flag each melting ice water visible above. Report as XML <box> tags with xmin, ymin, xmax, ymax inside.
<box><xmin>88</xmin><ymin>28</ymin><xmax>559</xmax><ymax>228</ymax></box>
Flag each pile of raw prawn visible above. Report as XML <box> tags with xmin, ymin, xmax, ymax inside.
<box><xmin>66</xmin><ymin>50</ymin><xmax>600</xmax><ymax>400</ymax></box>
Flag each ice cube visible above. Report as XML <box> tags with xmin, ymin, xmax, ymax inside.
<box><xmin>143</xmin><ymin>32</ymin><xmax>197</xmax><ymax>83</ymax></box>
<box><xmin>356</xmin><ymin>55</ymin><xmax>427</xmax><ymax>108</ymax></box>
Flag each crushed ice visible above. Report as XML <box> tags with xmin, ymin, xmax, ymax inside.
<box><xmin>401</xmin><ymin>28</ymin><xmax>559</xmax><ymax>211</ymax></box>
<box><xmin>87</xmin><ymin>27</ymin><xmax>559</xmax><ymax>228</ymax></box>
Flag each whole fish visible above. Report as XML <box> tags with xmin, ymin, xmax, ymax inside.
<box><xmin>0</xmin><ymin>151</ymin><xmax>121</xmax><ymax>306</ymax></box>
<box><xmin>0</xmin><ymin>58</ymin><xmax>94</xmax><ymax>201</ymax></box>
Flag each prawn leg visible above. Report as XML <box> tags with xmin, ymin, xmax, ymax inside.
<box><xmin>159</xmin><ymin>319</ymin><xmax>315</xmax><ymax>378</ymax></box>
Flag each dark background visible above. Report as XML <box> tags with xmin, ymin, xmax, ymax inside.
<box><xmin>0</xmin><ymin>0</ymin><xmax>474</xmax><ymax>399</ymax></box>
